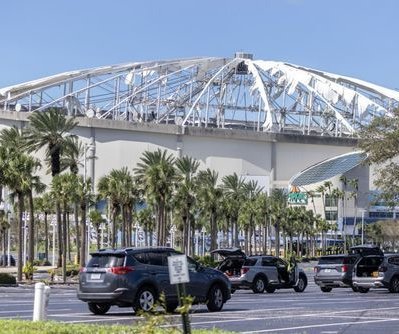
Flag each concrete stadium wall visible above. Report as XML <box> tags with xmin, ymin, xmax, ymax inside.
<box><xmin>0</xmin><ymin>110</ymin><xmax>359</xmax><ymax>195</ymax></box>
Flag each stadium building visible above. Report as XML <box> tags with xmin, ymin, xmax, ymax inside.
<box><xmin>0</xmin><ymin>52</ymin><xmax>398</xmax><ymax>237</ymax></box>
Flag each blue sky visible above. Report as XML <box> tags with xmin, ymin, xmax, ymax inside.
<box><xmin>1</xmin><ymin>0</ymin><xmax>398</xmax><ymax>90</ymax></box>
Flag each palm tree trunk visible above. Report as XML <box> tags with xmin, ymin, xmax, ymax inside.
<box><xmin>74</xmin><ymin>203</ymin><xmax>80</xmax><ymax>264</ymax></box>
<box><xmin>28</xmin><ymin>191</ymin><xmax>35</xmax><ymax>263</ymax></box>
<box><xmin>67</xmin><ymin>213</ymin><xmax>71</xmax><ymax>262</ymax></box>
<box><xmin>210</xmin><ymin>211</ymin><xmax>217</xmax><ymax>260</ymax></box>
<box><xmin>56</xmin><ymin>201</ymin><xmax>62</xmax><ymax>268</ymax></box>
<box><xmin>234</xmin><ymin>218</ymin><xmax>239</xmax><ymax>247</ymax></box>
<box><xmin>62</xmin><ymin>203</ymin><xmax>67</xmax><ymax>283</ymax></box>
<box><xmin>121</xmin><ymin>206</ymin><xmax>126</xmax><ymax>248</ymax></box>
<box><xmin>80</xmin><ymin>201</ymin><xmax>87</xmax><ymax>267</ymax></box>
<box><xmin>44</xmin><ymin>213</ymin><xmax>49</xmax><ymax>261</ymax></box>
<box><xmin>112</xmin><ymin>208</ymin><xmax>117</xmax><ymax>248</ymax></box>
<box><xmin>249</xmin><ymin>223</ymin><xmax>253</xmax><ymax>255</ymax></box>
<box><xmin>17</xmin><ymin>193</ymin><xmax>24</xmax><ymax>282</ymax></box>
<box><xmin>275</xmin><ymin>222</ymin><xmax>280</xmax><ymax>257</ymax></box>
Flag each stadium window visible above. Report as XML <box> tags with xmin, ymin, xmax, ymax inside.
<box><xmin>325</xmin><ymin>210</ymin><xmax>338</xmax><ymax>221</ymax></box>
<box><xmin>325</xmin><ymin>194</ymin><xmax>338</xmax><ymax>207</ymax></box>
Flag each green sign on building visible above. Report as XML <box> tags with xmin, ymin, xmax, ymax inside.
<box><xmin>288</xmin><ymin>192</ymin><xmax>308</xmax><ymax>205</ymax></box>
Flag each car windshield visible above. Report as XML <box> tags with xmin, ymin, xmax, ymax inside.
<box><xmin>87</xmin><ymin>254</ymin><xmax>125</xmax><ymax>268</ymax></box>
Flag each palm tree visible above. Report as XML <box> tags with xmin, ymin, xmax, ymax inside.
<box><xmin>221</xmin><ymin>173</ymin><xmax>245</xmax><ymax>247</ymax></box>
<box><xmin>89</xmin><ymin>210</ymin><xmax>105</xmax><ymax>250</ymax></box>
<box><xmin>97</xmin><ymin>168</ymin><xmax>135</xmax><ymax>248</ymax></box>
<box><xmin>51</xmin><ymin>173</ymin><xmax>77</xmax><ymax>282</ymax></box>
<box><xmin>24</xmin><ymin>108</ymin><xmax>78</xmax><ymax>267</ymax></box>
<box><xmin>34</xmin><ymin>193</ymin><xmax>54</xmax><ymax>261</ymax></box>
<box><xmin>196</xmin><ymin>169</ymin><xmax>223</xmax><ymax>258</ymax></box>
<box><xmin>270</xmin><ymin>189</ymin><xmax>288</xmax><ymax>257</ymax></box>
<box><xmin>254</xmin><ymin>192</ymin><xmax>271</xmax><ymax>254</ymax></box>
<box><xmin>238</xmin><ymin>180</ymin><xmax>262</xmax><ymax>254</ymax></box>
<box><xmin>174</xmin><ymin>156</ymin><xmax>200</xmax><ymax>254</ymax></box>
<box><xmin>349</xmin><ymin>178</ymin><xmax>359</xmax><ymax>244</ymax></box>
<box><xmin>0</xmin><ymin>127</ymin><xmax>45</xmax><ymax>278</ymax></box>
<box><xmin>134</xmin><ymin>149</ymin><xmax>176</xmax><ymax>246</ymax></box>
<box><xmin>77</xmin><ymin>175</ymin><xmax>92</xmax><ymax>267</ymax></box>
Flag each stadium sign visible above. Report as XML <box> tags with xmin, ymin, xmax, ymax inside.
<box><xmin>288</xmin><ymin>186</ymin><xmax>308</xmax><ymax>205</ymax></box>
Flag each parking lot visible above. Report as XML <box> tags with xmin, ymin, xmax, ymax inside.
<box><xmin>1</xmin><ymin>277</ymin><xmax>399</xmax><ymax>334</ymax></box>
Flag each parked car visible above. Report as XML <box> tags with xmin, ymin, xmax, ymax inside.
<box><xmin>77</xmin><ymin>247</ymin><xmax>231</xmax><ymax>315</ymax></box>
<box><xmin>212</xmin><ymin>248</ymin><xmax>308</xmax><ymax>293</ymax></box>
<box><xmin>352</xmin><ymin>253</ymin><xmax>399</xmax><ymax>293</ymax></box>
<box><xmin>314</xmin><ymin>245</ymin><xmax>383</xmax><ymax>293</ymax></box>
<box><xmin>0</xmin><ymin>254</ymin><xmax>16</xmax><ymax>266</ymax></box>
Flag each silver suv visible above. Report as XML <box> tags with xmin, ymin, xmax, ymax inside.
<box><xmin>78</xmin><ymin>247</ymin><xmax>231</xmax><ymax>314</ymax></box>
<box><xmin>213</xmin><ymin>248</ymin><xmax>307</xmax><ymax>293</ymax></box>
<box><xmin>352</xmin><ymin>253</ymin><xmax>399</xmax><ymax>293</ymax></box>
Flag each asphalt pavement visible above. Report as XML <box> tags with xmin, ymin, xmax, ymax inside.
<box><xmin>1</xmin><ymin>262</ymin><xmax>399</xmax><ymax>333</ymax></box>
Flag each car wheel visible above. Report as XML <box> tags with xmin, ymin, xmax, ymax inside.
<box><xmin>133</xmin><ymin>286</ymin><xmax>156</xmax><ymax>313</ymax></box>
<box><xmin>358</xmin><ymin>287</ymin><xmax>370</xmax><ymax>293</ymax></box>
<box><xmin>207</xmin><ymin>285</ymin><xmax>224</xmax><ymax>312</ymax></box>
<box><xmin>351</xmin><ymin>285</ymin><xmax>359</xmax><ymax>292</ymax></box>
<box><xmin>252</xmin><ymin>277</ymin><xmax>266</xmax><ymax>293</ymax></box>
<box><xmin>88</xmin><ymin>302</ymin><xmax>111</xmax><ymax>315</ymax></box>
<box><xmin>293</xmin><ymin>274</ymin><xmax>307</xmax><ymax>292</ymax></box>
<box><xmin>165</xmin><ymin>301</ymin><xmax>179</xmax><ymax>313</ymax></box>
<box><xmin>320</xmin><ymin>287</ymin><xmax>332</xmax><ymax>292</ymax></box>
<box><xmin>265</xmin><ymin>286</ymin><xmax>276</xmax><ymax>293</ymax></box>
<box><xmin>389</xmin><ymin>276</ymin><xmax>399</xmax><ymax>293</ymax></box>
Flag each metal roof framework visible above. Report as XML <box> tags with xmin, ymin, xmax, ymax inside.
<box><xmin>1</xmin><ymin>53</ymin><xmax>398</xmax><ymax>137</ymax></box>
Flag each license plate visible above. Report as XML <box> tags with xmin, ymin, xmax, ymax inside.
<box><xmin>372</xmin><ymin>271</ymin><xmax>379</xmax><ymax>277</ymax></box>
<box><xmin>323</xmin><ymin>269</ymin><xmax>332</xmax><ymax>273</ymax></box>
<box><xmin>91</xmin><ymin>273</ymin><xmax>101</xmax><ymax>280</ymax></box>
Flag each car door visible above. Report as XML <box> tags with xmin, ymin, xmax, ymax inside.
<box><xmin>185</xmin><ymin>256</ymin><xmax>209</xmax><ymax>301</ymax></box>
<box><xmin>276</xmin><ymin>258</ymin><xmax>290</xmax><ymax>283</ymax></box>
<box><xmin>261</xmin><ymin>257</ymin><xmax>279</xmax><ymax>284</ymax></box>
<box><xmin>146</xmin><ymin>251</ymin><xmax>176</xmax><ymax>298</ymax></box>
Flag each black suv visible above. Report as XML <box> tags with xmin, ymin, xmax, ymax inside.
<box><xmin>77</xmin><ymin>247</ymin><xmax>231</xmax><ymax>314</ymax></box>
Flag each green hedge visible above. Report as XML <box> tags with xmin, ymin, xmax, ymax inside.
<box><xmin>0</xmin><ymin>320</ymin><xmax>234</xmax><ymax>334</ymax></box>
<box><xmin>0</xmin><ymin>273</ymin><xmax>16</xmax><ymax>285</ymax></box>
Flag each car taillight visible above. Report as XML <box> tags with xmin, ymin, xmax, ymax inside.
<box><xmin>108</xmin><ymin>266</ymin><xmax>134</xmax><ymax>275</ymax></box>
<box><xmin>241</xmin><ymin>267</ymin><xmax>249</xmax><ymax>275</ymax></box>
<box><xmin>341</xmin><ymin>265</ymin><xmax>348</xmax><ymax>272</ymax></box>
<box><xmin>79</xmin><ymin>267</ymin><xmax>87</xmax><ymax>273</ymax></box>
<box><xmin>379</xmin><ymin>265</ymin><xmax>388</xmax><ymax>272</ymax></box>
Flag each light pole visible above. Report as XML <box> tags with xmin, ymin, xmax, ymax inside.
<box><xmin>84</xmin><ymin>142</ymin><xmax>95</xmax><ymax>265</ymax></box>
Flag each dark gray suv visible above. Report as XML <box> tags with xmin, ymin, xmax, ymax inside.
<box><xmin>352</xmin><ymin>253</ymin><xmax>399</xmax><ymax>293</ymax></box>
<box><xmin>314</xmin><ymin>245</ymin><xmax>384</xmax><ymax>293</ymax></box>
<box><xmin>77</xmin><ymin>247</ymin><xmax>231</xmax><ymax>314</ymax></box>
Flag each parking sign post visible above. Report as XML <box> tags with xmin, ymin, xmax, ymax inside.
<box><xmin>168</xmin><ymin>255</ymin><xmax>191</xmax><ymax>334</ymax></box>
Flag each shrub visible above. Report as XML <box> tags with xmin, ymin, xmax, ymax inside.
<box><xmin>52</xmin><ymin>264</ymin><xmax>80</xmax><ymax>278</ymax></box>
<box><xmin>0</xmin><ymin>273</ymin><xmax>16</xmax><ymax>285</ymax></box>
<box><xmin>0</xmin><ymin>319</ymin><xmax>234</xmax><ymax>333</ymax></box>
<box><xmin>194</xmin><ymin>255</ymin><xmax>217</xmax><ymax>268</ymax></box>
<box><xmin>22</xmin><ymin>262</ymin><xmax>36</xmax><ymax>280</ymax></box>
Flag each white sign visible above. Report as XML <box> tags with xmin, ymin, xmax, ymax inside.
<box><xmin>168</xmin><ymin>255</ymin><xmax>190</xmax><ymax>284</ymax></box>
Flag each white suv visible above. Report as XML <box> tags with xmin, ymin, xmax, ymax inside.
<box><xmin>213</xmin><ymin>248</ymin><xmax>307</xmax><ymax>294</ymax></box>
